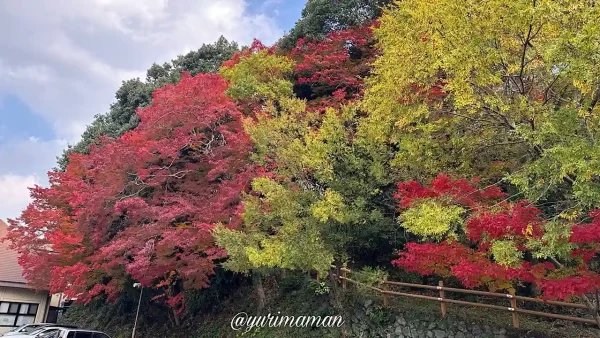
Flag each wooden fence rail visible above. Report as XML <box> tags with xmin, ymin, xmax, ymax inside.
<box><xmin>327</xmin><ymin>266</ymin><xmax>599</xmax><ymax>329</ymax></box>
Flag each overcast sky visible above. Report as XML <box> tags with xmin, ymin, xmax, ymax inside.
<box><xmin>0</xmin><ymin>0</ymin><xmax>304</xmax><ymax>222</ymax></box>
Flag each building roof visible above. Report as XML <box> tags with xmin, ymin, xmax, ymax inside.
<box><xmin>0</xmin><ymin>219</ymin><xmax>28</xmax><ymax>285</ymax></box>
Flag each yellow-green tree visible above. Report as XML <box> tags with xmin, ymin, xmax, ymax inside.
<box><xmin>215</xmin><ymin>37</ymin><xmax>399</xmax><ymax>281</ymax></box>
<box><xmin>215</xmin><ymin>97</ymin><xmax>398</xmax><ymax>274</ymax></box>
<box><xmin>361</xmin><ymin>0</ymin><xmax>600</xmax><ymax>210</ymax></box>
<box><xmin>219</xmin><ymin>41</ymin><xmax>295</xmax><ymax>104</ymax></box>
<box><xmin>215</xmin><ymin>96</ymin><xmax>398</xmax><ymax>318</ymax></box>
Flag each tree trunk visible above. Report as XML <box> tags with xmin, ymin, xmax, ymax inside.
<box><xmin>252</xmin><ymin>271</ymin><xmax>266</xmax><ymax>313</ymax></box>
<box><xmin>167</xmin><ymin>310</ymin><xmax>175</xmax><ymax>327</ymax></box>
<box><xmin>550</xmin><ymin>258</ymin><xmax>600</xmax><ymax>328</ymax></box>
<box><xmin>581</xmin><ymin>294</ymin><xmax>600</xmax><ymax>328</ymax></box>
<box><xmin>167</xmin><ymin>282</ymin><xmax>183</xmax><ymax>327</ymax></box>
<box><xmin>172</xmin><ymin>307</ymin><xmax>181</xmax><ymax>327</ymax></box>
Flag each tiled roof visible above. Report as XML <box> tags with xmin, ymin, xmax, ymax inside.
<box><xmin>0</xmin><ymin>219</ymin><xmax>27</xmax><ymax>285</ymax></box>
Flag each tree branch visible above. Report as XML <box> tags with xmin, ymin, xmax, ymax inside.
<box><xmin>518</xmin><ymin>24</ymin><xmax>534</xmax><ymax>94</ymax></box>
<box><xmin>588</xmin><ymin>85</ymin><xmax>600</xmax><ymax>115</ymax></box>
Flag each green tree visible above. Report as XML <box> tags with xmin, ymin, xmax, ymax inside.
<box><xmin>215</xmin><ymin>96</ymin><xmax>399</xmax><ymax>288</ymax></box>
<box><xmin>278</xmin><ymin>0</ymin><xmax>391</xmax><ymax>50</ymax></box>
<box><xmin>215</xmin><ymin>99</ymin><xmax>398</xmax><ymax>321</ymax></box>
<box><xmin>172</xmin><ymin>36</ymin><xmax>239</xmax><ymax>75</ymax></box>
<box><xmin>215</xmin><ymin>35</ymin><xmax>399</xmax><ymax>317</ymax></box>
<box><xmin>216</xmin><ymin>45</ymin><xmax>399</xmax><ymax>272</ymax></box>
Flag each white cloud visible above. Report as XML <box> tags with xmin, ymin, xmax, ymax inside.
<box><xmin>0</xmin><ymin>138</ymin><xmax>66</xmax><ymax>177</ymax></box>
<box><xmin>262</xmin><ymin>0</ymin><xmax>284</xmax><ymax>10</ymax></box>
<box><xmin>0</xmin><ymin>137</ymin><xmax>67</xmax><ymax>221</ymax></box>
<box><xmin>0</xmin><ymin>0</ymin><xmax>283</xmax><ymax>142</ymax></box>
<box><xmin>0</xmin><ymin>174</ymin><xmax>38</xmax><ymax>222</ymax></box>
<box><xmin>0</xmin><ymin>61</ymin><xmax>53</xmax><ymax>85</ymax></box>
<box><xmin>0</xmin><ymin>137</ymin><xmax>69</xmax><ymax>219</ymax></box>
<box><xmin>0</xmin><ymin>0</ymin><xmax>286</xmax><ymax>220</ymax></box>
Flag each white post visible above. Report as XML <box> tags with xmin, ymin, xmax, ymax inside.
<box><xmin>132</xmin><ymin>283</ymin><xmax>142</xmax><ymax>338</ymax></box>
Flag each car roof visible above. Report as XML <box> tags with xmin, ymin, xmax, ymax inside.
<box><xmin>32</xmin><ymin>327</ymin><xmax>108</xmax><ymax>335</ymax></box>
<box><xmin>29</xmin><ymin>326</ymin><xmax>73</xmax><ymax>334</ymax></box>
<box><xmin>33</xmin><ymin>327</ymin><xmax>65</xmax><ymax>331</ymax></box>
<box><xmin>30</xmin><ymin>325</ymin><xmax>78</xmax><ymax>332</ymax></box>
<box><xmin>13</xmin><ymin>323</ymin><xmax>52</xmax><ymax>329</ymax></box>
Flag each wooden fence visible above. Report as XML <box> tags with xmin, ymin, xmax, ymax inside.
<box><xmin>321</xmin><ymin>266</ymin><xmax>599</xmax><ymax>329</ymax></box>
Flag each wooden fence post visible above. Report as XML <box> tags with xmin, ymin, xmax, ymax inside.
<box><xmin>509</xmin><ymin>290</ymin><xmax>519</xmax><ymax>328</ymax></box>
<box><xmin>439</xmin><ymin>280</ymin><xmax>447</xmax><ymax>317</ymax></box>
<box><xmin>383</xmin><ymin>275</ymin><xmax>389</xmax><ymax>307</ymax></box>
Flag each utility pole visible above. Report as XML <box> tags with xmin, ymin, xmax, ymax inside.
<box><xmin>132</xmin><ymin>283</ymin><xmax>143</xmax><ymax>338</ymax></box>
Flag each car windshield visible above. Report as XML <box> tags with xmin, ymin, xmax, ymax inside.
<box><xmin>29</xmin><ymin>327</ymin><xmax>60</xmax><ymax>335</ymax></box>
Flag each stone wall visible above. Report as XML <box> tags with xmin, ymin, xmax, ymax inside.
<box><xmin>382</xmin><ymin>315</ymin><xmax>508</xmax><ymax>338</ymax></box>
<box><xmin>348</xmin><ymin>300</ymin><xmax>511</xmax><ymax>338</ymax></box>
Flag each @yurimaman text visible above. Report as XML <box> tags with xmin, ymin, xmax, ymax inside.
<box><xmin>230</xmin><ymin>312</ymin><xmax>344</xmax><ymax>332</ymax></box>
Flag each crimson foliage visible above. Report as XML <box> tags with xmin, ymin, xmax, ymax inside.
<box><xmin>392</xmin><ymin>175</ymin><xmax>600</xmax><ymax>300</ymax></box>
<box><xmin>5</xmin><ymin>73</ymin><xmax>254</xmax><ymax>310</ymax></box>
<box><xmin>290</xmin><ymin>25</ymin><xmax>376</xmax><ymax>108</ymax></box>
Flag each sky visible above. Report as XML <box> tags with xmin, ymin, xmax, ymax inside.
<box><xmin>0</xmin><ymin>0</ymin><xmax>305</xmax><ymax>222</ymax></box>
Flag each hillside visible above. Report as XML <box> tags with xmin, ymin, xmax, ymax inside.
<box><xmin>5</xmin><ymin>0</ymin><xmax>600</xmax><ymax>337</ymax></box>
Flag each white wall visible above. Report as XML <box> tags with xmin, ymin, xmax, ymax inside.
<box><xmin>0</xmin><ymin>286</ymin><xmax>49</xmax><ymax>333</ymax></box>
<box><xmin>49</xmin><ymin>293</ymin><xmax>73</xmax><ymax>308</ymax></box>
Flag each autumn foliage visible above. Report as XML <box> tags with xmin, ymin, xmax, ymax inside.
<box><xmin>5</xmin><ymin>0</ymin><xmax>600</xmax><ymax>321</ymax></box>
<box><xmin>5</xmin><ymin>73</ymin><xmax>254</xmax><ymax>309</ymax></box>
<box><xmin>392</xmin><ymin>175</ymin><xmax>600</xmax><ymax>300</ymax></box>
<box><xmin>290</xmin><ymin>25</ymin><xmax>376</xmax><ymax>109</ymax></box>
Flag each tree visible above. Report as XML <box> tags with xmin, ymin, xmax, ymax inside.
<box><xmin>216</xmin><ymin>31</ymin><xmax>398</xmax><ymax>272</ymax></box>
<box><xmin>215</xmin><ymin>100</ymin><xmax>399</xmax><ymax>323</ymax></box>
<box><xmin>363</xmin><ymin>0</ymin><xmax>600</xmax><ymax>319</ymax></box>
<box><xmin>391</xmin><ymin>174</ymin><xmax>600</xmax><ymax>305</ymax></box>
<box><xmin>214</xmin><ymin>36</ymin><xmax>399</xmax><ymax>320</ymax></box>
<box><xmin>219</xmin><ymin>40</ymin><xmax>295</xmax><ymax>105</ymax></box>
<box><xmin>278</xmin><ymin>0</ymin><xmax>391</xmax><ymax>50</ymax></box>
<box><xmin>361</xmin><ymin>0</ymin><xmax>600</xmax><ymax>203</ymax></box>
<box><xmin>6</xmin><ymin>73</ymin><xmax>255</xmax><ymax>322</ymax></box>
<box><xmin>173</xmin><ymin>36</ymin><xmax>239</xmax><ymax>75</ymax></box>
<box><xmin>290</xmin><ymin>25</ymin><xmax>377</xmax><ymax>109</ymax></box>
<box><xmin>56</xmin><ymin>37</ymin><xmax>240</xmax><ymax>170</ymax></box>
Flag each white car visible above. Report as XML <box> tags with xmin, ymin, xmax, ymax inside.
<box><xmin>0</xmin><ymin>324</ymin><xmax>76</xmax><ymax>337</ymax></box>
<box><xmin>3</xmin><ymin>326</ymin><xmax>109</xmax><ymax>338</ymax></box>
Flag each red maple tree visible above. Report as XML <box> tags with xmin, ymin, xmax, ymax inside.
<box><xmin>289</xmin><ymin>25</ymin><xmax>377</xmax><ymax>109</ymax></box>
<box><xmin>392</xmin><ymin>174</ymin><xmax>600</xmax><ymax>301</ymax></box>
<box><xmin>4</xmin><ymin>73</ymin><xmax>255</xmax><ymax>313</ymax></box>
